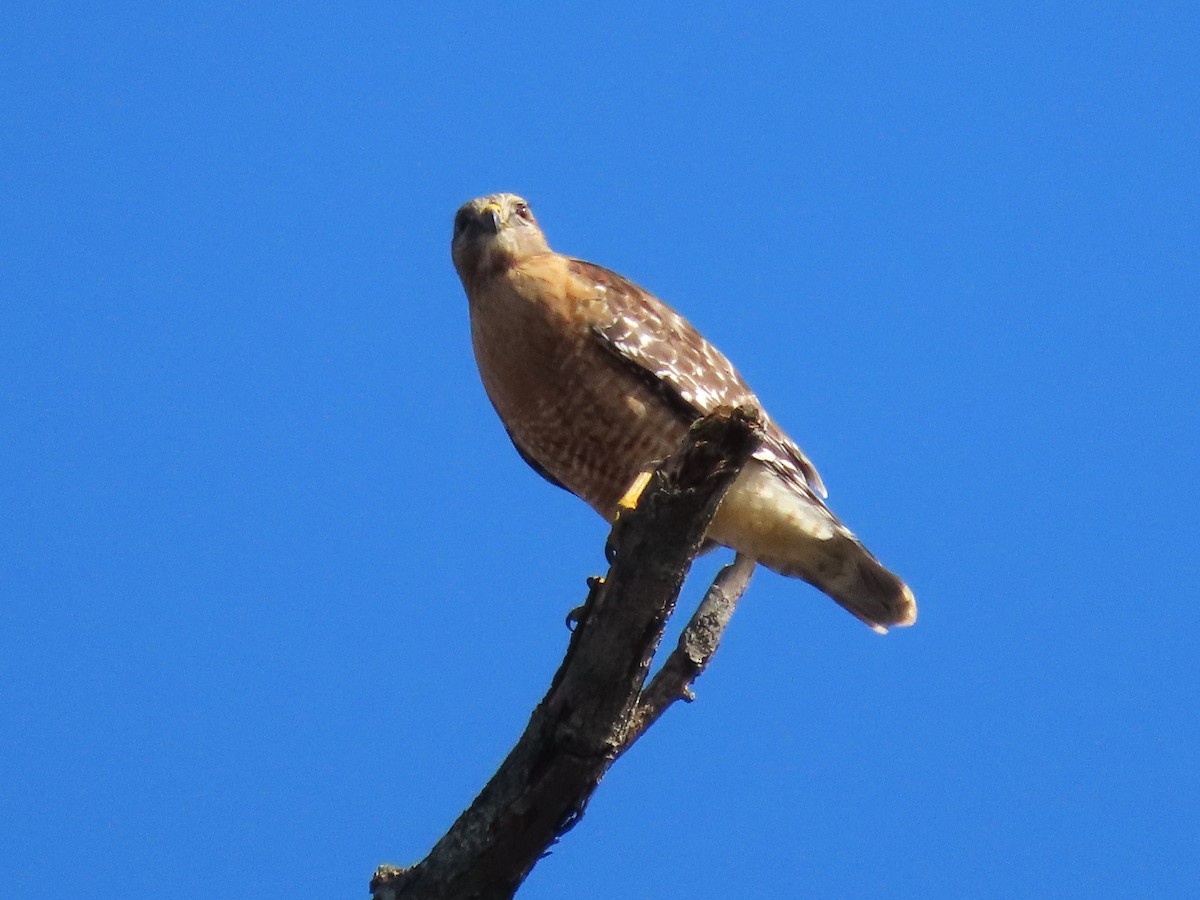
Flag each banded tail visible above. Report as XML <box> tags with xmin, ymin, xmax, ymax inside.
<box><xmin>708</xmin><ymin>462</ymin><xmax>917</xmax><ymax>632</ymax></box>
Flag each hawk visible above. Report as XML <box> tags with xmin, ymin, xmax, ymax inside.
<box><xmin>451</xmin><ymin>193</ymin><xmax>916</xmax><ymax>633</ymax></box>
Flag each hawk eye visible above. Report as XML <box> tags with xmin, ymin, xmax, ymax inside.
<box><xmin>512</xmin><ymin>202</ymin><xmax>531</xmax><ymax>220</ymax></box>
<box><xmin>454</xmin><ymin>211</ymin><xmax>471</xmax><ymax>236</ymax></box>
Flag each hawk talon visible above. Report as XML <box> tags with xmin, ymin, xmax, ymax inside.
<box><xmin>567</xmin><ymin>576</ymin><xmax>607</xmax><ymax>630</ymax></box>
<box><xmin>604</xmin><ymin>535</ymin><xmax>618</xmax><ymax>564</ymax></box>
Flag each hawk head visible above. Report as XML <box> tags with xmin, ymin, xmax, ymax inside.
<box><xmin>451</xmin><ymin>193</ymin><xmax>551</xmax><ymax>287</ymax></box>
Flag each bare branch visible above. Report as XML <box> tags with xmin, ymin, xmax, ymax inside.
<box><xmin>621</xmin><ymin>552</ymin><xmax>757</xmax><ymax>751</ymax></box>
<box><xmin>371</xmin><ymin>408</ymin><xmax>761</xmax><ymax>900</ymax></box>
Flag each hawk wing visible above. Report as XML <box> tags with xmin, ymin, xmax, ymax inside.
<box><xmin>567</xmin><ymin>258</ymin><xmax>829</xmax><ymax>500</ymax></box>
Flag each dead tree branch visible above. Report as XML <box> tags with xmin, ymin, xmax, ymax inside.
<box><xmin>371</xmin><ymin>407</ymin><xmax>761</xmax><ymax>900</ymax></box>
<box><xmin>620</xmin><ymin>551</ymin><xmax>756</xmax><ymax>752</ymax></box>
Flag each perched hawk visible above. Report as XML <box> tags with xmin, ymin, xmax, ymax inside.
<box><xmin>451</xmin><ymin>193</ymin><xmax>916</xmax><ymax>633</ymax></box>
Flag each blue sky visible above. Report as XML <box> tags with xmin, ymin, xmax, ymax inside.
<box><xmin>3</xmin><ymin>4</ymin><xmax>1198</xmax><ymax>898</ymax></box>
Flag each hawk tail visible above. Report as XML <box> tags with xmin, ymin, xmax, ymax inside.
<box><xmin>776</xmin><ymin>530</ymin><xmax>917</xmax><ymax>634</ymax></box>
<box><xmin>709</xmin><ymin>465</ymin><xmax>917</xmax><ymax>632</ymax></box>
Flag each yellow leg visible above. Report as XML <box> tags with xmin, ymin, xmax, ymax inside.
<box><xmin>607</xmin><ymin>470</ymin><xmax>655</xmax><ymax>563</ymax></box>
<box><xmin>616</xmin><ymin>470</ymin><xmax>653</xmax><ymax>513</ymax></box>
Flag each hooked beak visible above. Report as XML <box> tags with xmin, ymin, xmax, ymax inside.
<box><xmin>480</xmin><ymin>202</ymin><xmax>503</xmax><ymax>234</ymax></box>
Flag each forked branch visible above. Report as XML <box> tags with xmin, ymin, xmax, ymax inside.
<box><xmin>371</xmin><ymin>407</ymin><xmax>762</xmax><ymax>900</ymax></box>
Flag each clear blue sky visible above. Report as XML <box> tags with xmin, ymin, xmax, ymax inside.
<box><xmin>3</xmin><ymin>4</ymin><xmax>1198</xmax><ymax>898</ymax></box>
